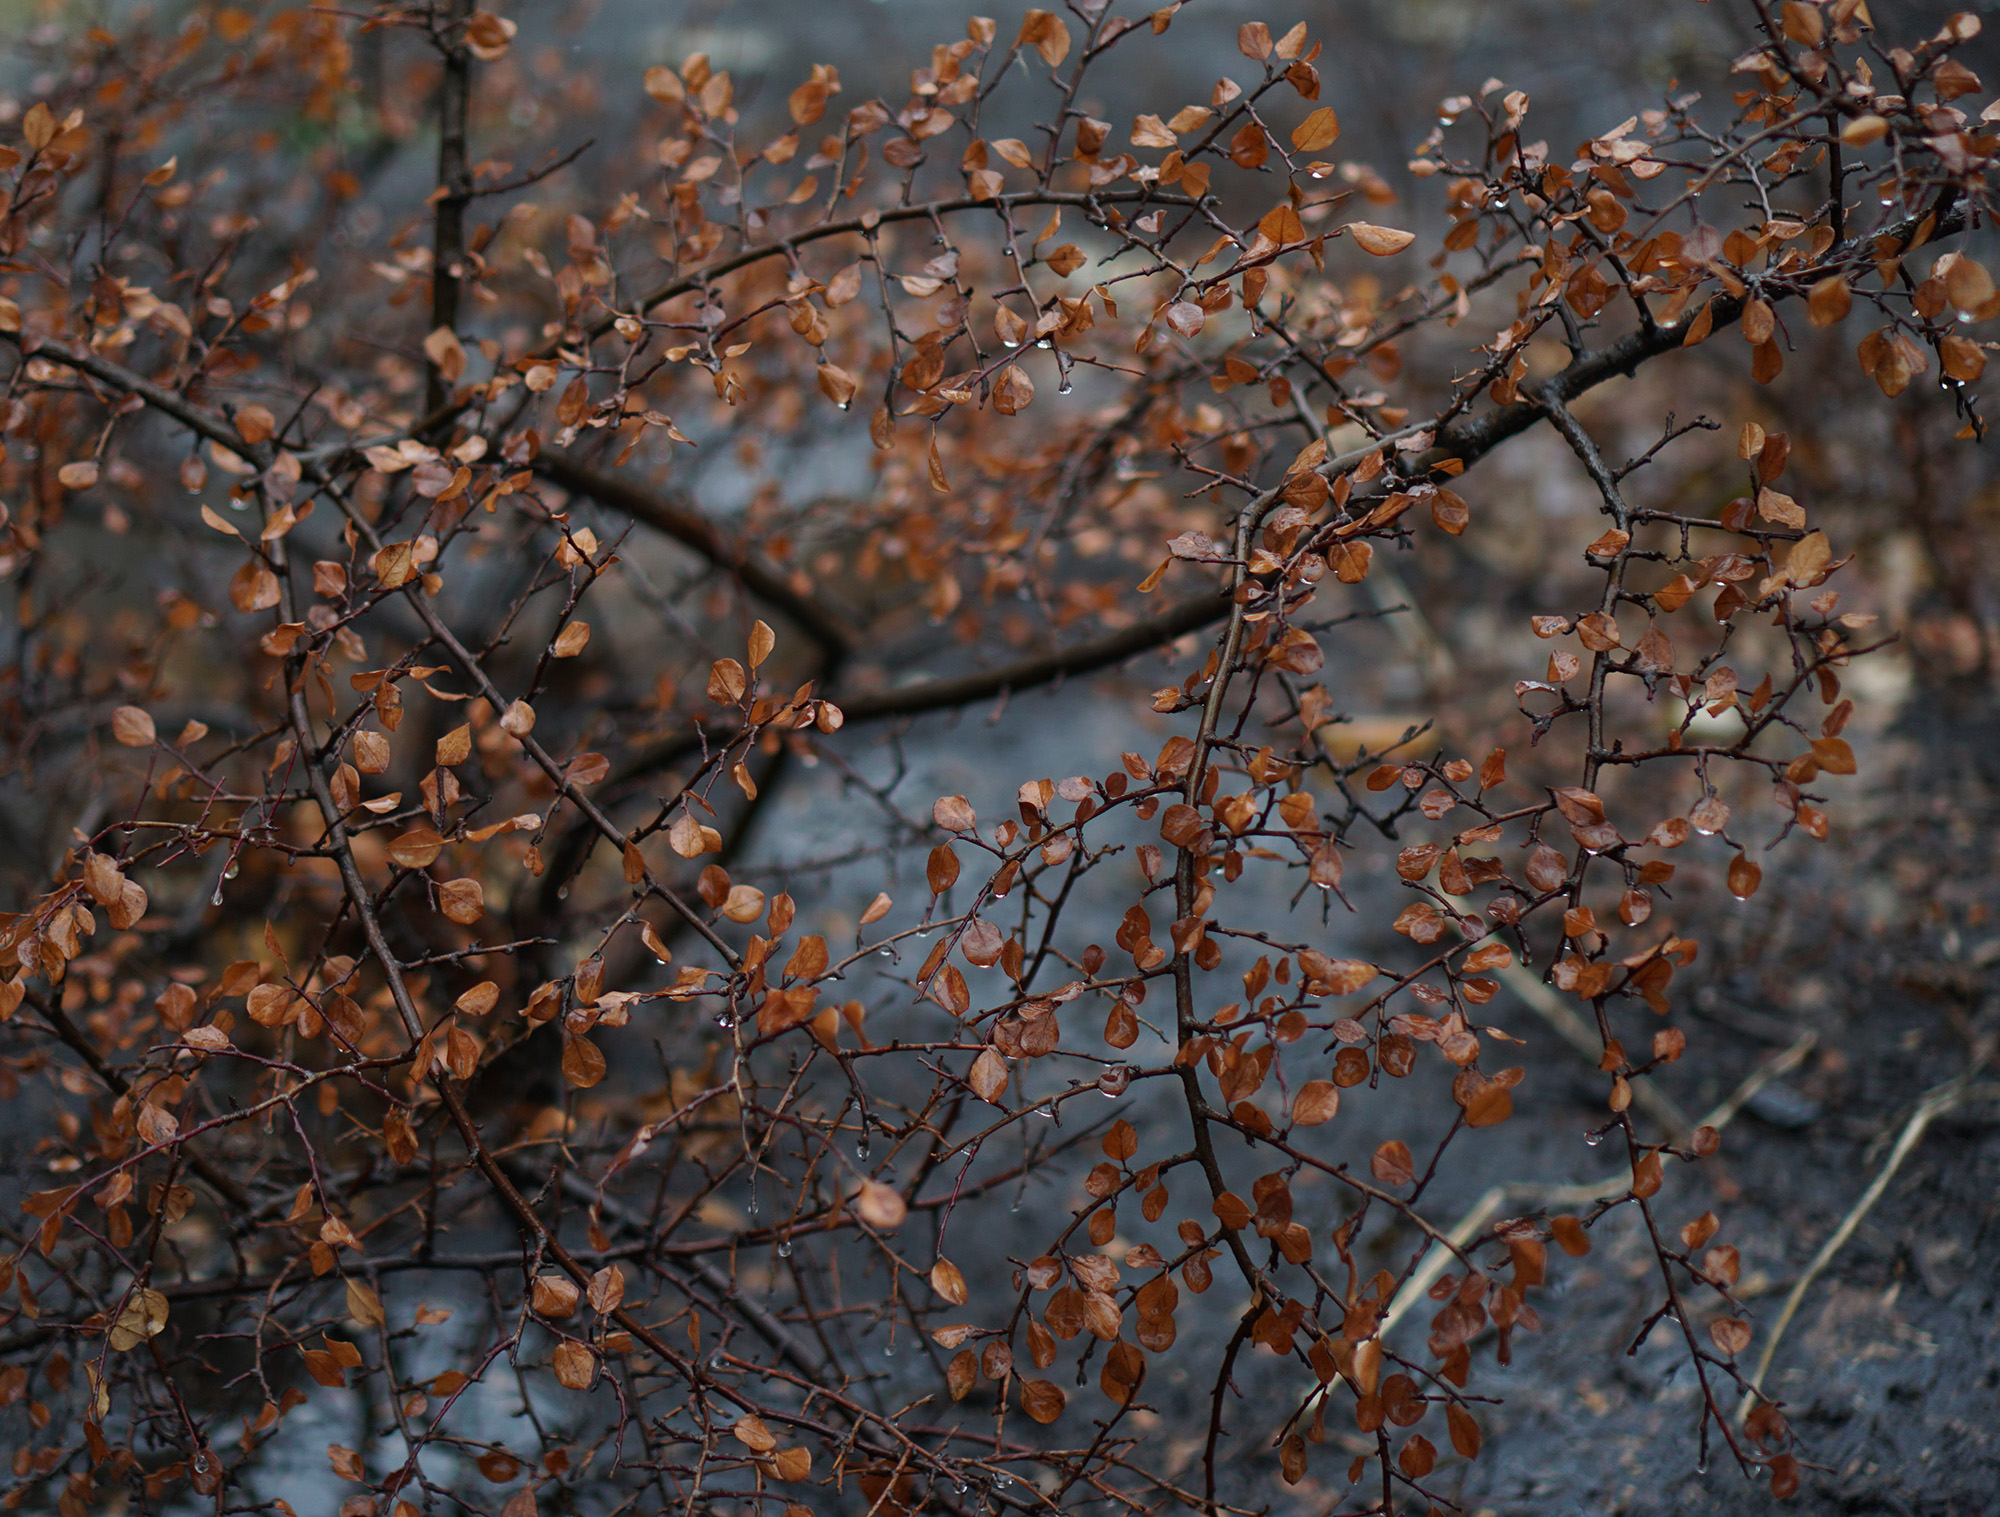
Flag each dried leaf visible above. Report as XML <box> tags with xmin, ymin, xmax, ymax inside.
<box><xmin>551</xmin><ymin>1341</ymin><xmax>596</xmax><ymax>1390</ymax></box>
<box><xmin>1347</xmin><ymin>222</ymin><xmax>1415</xmax><ymax>256</ymax></box>
<box><xmin>855</xmin><ymin>1181</ymin><xmax>907</xmax><ymax>1229</ymax></box>
<box><xmin>1290</xmin><ymin>107</ymin><xmax>1340</xmax><ymax>152</ymax></box>
<box><xmin>930</xmin><ymin>1259</ymin><xmax>969</xmax><ymax>1305</ymax></box>
<box><xmin>112</xmin><ymin>706</ymin><xmax>156</xmax><ymax>747</ymax></box>
<box><xmin>1370</xmin><ymin>1140</ymin><xmax>1414</xmax><ymax>1187</ymax></box>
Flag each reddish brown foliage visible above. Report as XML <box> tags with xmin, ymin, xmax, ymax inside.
<box><xmin>0</xmin><ymin>0</ymin><xmax>1991</xmax><ymax>1511</ymax></box>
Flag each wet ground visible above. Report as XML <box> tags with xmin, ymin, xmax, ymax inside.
<box><xmin>710</xmin><ymin>656</ymin><xmax>2000</xmax><ymax>1517</ymax></box>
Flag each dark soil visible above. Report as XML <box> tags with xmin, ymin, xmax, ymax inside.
<box><xmin>1444</xmin><ymin>685</ymin><xmax>2000</xmax><ymax>1517</ymax></box>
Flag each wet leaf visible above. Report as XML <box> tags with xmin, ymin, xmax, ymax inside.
<box><xmin>562</xmin><ymin>1036</ymin><xmax>606</xmax><ymax>1088</ymax></box>
<box><xmin>1727</xmin><ymin>854</ymin><xmax>1762</xmax><ymax>899</ymax></box>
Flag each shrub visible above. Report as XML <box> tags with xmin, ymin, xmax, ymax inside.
<box><xmin>0</xmin><ymin>1</ymin><xmax>1987</xmax><ymax>1511</ymax></box>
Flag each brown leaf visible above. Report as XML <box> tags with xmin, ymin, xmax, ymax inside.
<box><xmin>930</xmin><ymin>1259</ymin><xmax>968</xmax><ymax>1305</ymax></box>
<box><xmin>373</xmin><ymin>541</ymin><xmax>417</xmax><ymax>590</ymax></box>
<box><xmin>1448</xmin><ymin>1403</ymin><xmax>1482</xmax><ymax>1459</ymax></box>
<box><xmin>1290</xmin><ymin>106</ymin><xmax>1340</xmax><ymax>152</ymax></box>
<box><xmin>389</xmin><ymin>827</ymin><xmax>444</xmax><ymax>869</ymax></box>
<box><xmin>230</xmin><ymin>560</ymin><xmax>281</xmax><ymax>612</ymax></box>
<box><xmin>817</xmin><ymin>363</ymin><xmax>858</xmax><ymax>407</ymax></box>
<box><xmin>707</xmin><ymin>658</ymin><xmax>747</xmax><ymax>704</ymax></box>
<box><xmin>465</xmin><ymin>10</ymin><xmax>515</xmax><ymax>59</ymax></box>
<box><xmin>345</xmin><ymin>1277</ymin><xmax>385</xmax><ymax>1328</ymax></box>
<box><xmin>1551</xmin><ymin>1214</ymin><xmax>1591</xmax><ymax>1256</ymax></box>
<box><xmin>932</xmin><ymin>794</ymin><xmax>976</xmax><ymax>832</ymax></box>
<box><xmin>993</xmin><ymin>363</ymin><xmax>1035</xmax><ymax>415</ymax></box>
<box><xmin>772</xmin><ymin>1447</ymin><xmax>811</xmax><ymax>1482</ymax></box>
<box><xmin>1347</xmin><ymin>222</ymin><xmax>1415</xmax><ymax>256</ymax></box>
<box><xmin>551</xmin><ymin>1341</ymin><xmax>596</xmax><ymax>1390</ymax></box>
<box><xmin>967</xmin><ymin>1047</ymin><xmax>1009</xmax><ymax>1103</ymax></box>
<box><xmin>732</xmin><ymin>1415</ymin><xmax>777</xmax><ymax>1453</ymax></box>
<box><xmin>109</xmin><ymin>1288</ymin><xmax>169</xmax><ymax>1352</ymax></box>
<box><xmin>1045</xmin><ymin>243</ymin><xmax>1086</xmax><ymax>277</ymax></box>
<box><xmin>1462</xmin><ymin>1076</ymin><xmax>1514</xmax><ymax>1129</ymax></box>
<box><xmin>587</xmin><ymin>1266</ymin><xmax>626</xmax><ymax>1315</ymax></box>
<box><xmin>855</xmin><ymin>1181</ymin><xmax>907</xmax><ymax>1229</ymax></box>
<box><xmin>1632</xmin><ymin>626</ymin><xmax>1675</xmax><ymax>675</ymax></box>
<box><xmin>1727</xmin><ymin>854</ymin><xmax>1762</xmax><ymax>899</ymax></box>
<box><xmin>532</xmin><ymin>1274</ymin><xmax>579</xmax><ymax>1318</ymax></box>
<box><xmin>112</xmin><ymin>706</ymin><xmax>156</xmax><ymax>747</ymax></box>
<box><xmin>1370</xmin><ymin>1140</ymin><xmax>1414</xmax><ymax>1187</ymax></box>
<box><xmin>437</xmin><ymin>878</ymin><xmax>485</xmax><ymax>924</ymax></box>
<box><xmin>1291</xmin><ymin>1080</ymin><xmax>1340</xmax><ymax>1126</ymax></box>
<box><xmin>1632</xmin><ymin>1150</ymin><xmax>1664</xmax><ymax>1198</ymax></box>
<box><xmin>947</xmin><ymin>1348</ymin><xmax>978</xmax><ymax>1399</ymax></box>
<box><xmin>961</xmin><ymin>919</ymin><xmax>1005</xmax><ymax>966</ymax></box>
<box><xmin>1710</xmin><ymin>1317</ymin><xmax>1752</xmax><ymax>1357</ymax></box>
<box><xmin>1808</xmin><ymin>275</ymin><xmax>1852</xmax><ymax>327</ymax></box>
<box><xmin>927</xmin><ymin>843</ymin><xmax>961</xmax><ymax>894</ymax></box>
<box><xmin>1017</xmin><ymin>9</ymin><xmax>1071</xmax><ymax>65</ymax></box>
<box><xmin>1021</xmin><ymin>1378</ymin><xmax>1066</xmax><ymax>1423</ymax></box>
<box><xmin>562</xmin><ymin>1036</ymin><xmax>606</xmax><ymax>1088</ymax></box>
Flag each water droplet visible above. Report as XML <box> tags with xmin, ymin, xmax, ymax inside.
<box><xmin>1097</xmin><ymin>1065</ymin><xmax>1131</xmax><ymax>1097</ymax></box>
<box><xmin>1002</xmin><ymin>338</ymin><xmax>1020</xmax><ymax>350</ymax></box>
<box><xmin>211</xmin><ymin>887</ymin><xmax>224</xmax><ymax>906</ymax></box>
<box><xmin>746</xmin><ymin>1193</ymin><xmax>759</xmax><ymax>1217</ymax></box>
<box><xmin>878</xmin><ymin>946</ymin><xmax>893</xmax><ymax>956</ymax></box>
<box><xmin>777</xmin><ymin>1239</ymin><xmax>792</xmax><ymax>1258</ymax></box>
<box><xmin>1585</xmin><ymin>1130</ymin><xmax>1605</xmax><ymax>1147</ymax></box>
<box><xmin>222</xmin><ymin>861</ymin><xmax>239</xmax><ymax>880</ymax></box>
<box><xmin>1057</xmin><ymin>379</ymin><xmax>1073</xmax><ymax>395</ymax></box>
<box><xmin>1695</xmin><ymin>1454</ymin><xmax>1709</xmax><ymax>1475</ymax></box>
<box><xmin>883</xmin><ymin>1343</ymin><xmax>895</xmax><ymax>1357</ymax></box>
<box><xmin>716</xmin><ymin>1012</ymin><xmax>736</xmax><ymax>1029</ymax></box>
<box><xmin>955</xmin><ymin>1482</ymin><xmax>969</xmax><ymax>1496</ymax></box>
<box><xmin>916</xmin><ymin>929</ymin><xmax>931</xmax><ymax>939</ymax></box>
<box><xmin>856</xmin><ymin>1139</ymin><xmax>871</xmax><ymax>1161</ymax></box>
<box><xmin>708</xmin><ymin>1353</ymin><xmax>725</xmax><ymax>1371</ymax></box>
<box><xmin>1958</xmin><ymin>310</ymin><xmax>1977</xmax><ymax>323</ymax></box>
<box><xmin>557</xmin><ymin>884</ymin><xmax>570</xmax><ymax>901</ymax></box>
